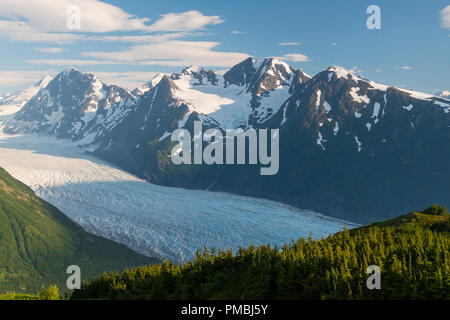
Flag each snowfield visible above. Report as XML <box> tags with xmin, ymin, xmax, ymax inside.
<box><xmin>0</xmin><ymin>104</ymin><xmax>358</xmax><ymax>263</ymax></box>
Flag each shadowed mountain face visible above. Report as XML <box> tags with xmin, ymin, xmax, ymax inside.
<box><xmin>0</xmin><ymin>166</ymin><xmax>157</xmax><ymax>294</ymax></box>
<box><xmin>246</xmin><ymin>67</ymin><xmax>450</xmax><ymax>222</ymax></box>
<box><xmin>3</xmin><ymin>59</ymin><xmax>450</xmax><ymax>223</ymax></box>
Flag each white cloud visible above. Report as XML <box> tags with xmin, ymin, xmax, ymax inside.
<box><xmin>0</xmin><ymin>2</ymin><xmax>224</xmax><ymax>45</ymax></box>
<box><xmin>87</xmin><ymin>32</ymin><xmax>193</xmax><ymax>43</ymax></box>
<box><xmin>82</xmin><ymin>41</ymin><xmax>250</xmax><ymax>67</ymax></box>
<box><xmin>231</xmin><ymin>30</ymin><xmax>246</xmax><ymax>34</ymax></box>
<box><xmin>440</xmin><ymin>5</ymin><xmax>450</xmax><ymax>28</ymax></box>
<box><xmin>147</xmin><ymin>10</ymin><xmax>223</xmax><ymax>32</ymax></box>
<box><xmin>278</xmin><ymin>42</ymin><xmax>300</xmax><ymax>46</ymax></box>
<box><xmin>0</xmin><ymin>0</ymin><xmax>152</xmax><ymax>43</ymax></box>
<box><xmin>0</xmin><ymin>20</ymin><xmax>84</xmax><ymax>43</ymax></box>
<box><xmin>0</xmin><ymin>0</ymin><xmax>150</xmax><ymax>33</ymax></box>
<box><xmin>0</xmin><ymin>2</ymin><xmax>247</xmax><ymax>74</ymax></box>
<box><xmin>397</xmin><ymin>66</ymin><xmax>412</xmax><ymax>70</ymax></box>
<box><xmin>329</xmin><ymin>42</ymin><xmax>338</xmax><ymax>46</ymax></box>
<box><xmin>28</xmin><ymin>59</ymin><xmax>126</xmax><ymax>66</ymax></box>
<box><xmin>276</xmin><ymin>53</ymin><xmax>310</xmax><ymax>62</ymax></box>
<box><xmin>35</xmin><ymin>47</ymin><xmax>66</xmax><ymax>54</ymax></box>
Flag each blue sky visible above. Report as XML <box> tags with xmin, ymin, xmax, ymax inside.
<box><xmin>0</xmin><ymin>0</ymin><xmax>448</xmax><ymax>95</ymax></box>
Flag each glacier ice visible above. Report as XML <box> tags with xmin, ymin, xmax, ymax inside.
<box><xmin>0</xmin><ymin>105</ymin><xmax>358</xmax><ymax>263</ymax></box>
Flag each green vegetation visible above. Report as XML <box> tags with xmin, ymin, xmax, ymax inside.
<box><xmin>1</xmin><ymin>160</ymin><xmax>448</xmax><ymax>300</ymax></box>
<box><xmin>71</xmin><ymin>206</ymin><xmax>450</xmax><ymax>300</ymax></box>
<box><xmin>0</xmin><ymin>285</ymin><xmax>60</xmax><ymax>300</ymax></box>
<box><xmin>0</xmin><ymin>167</ymin><xmax>158</xmax><ymax>295</ymax></box>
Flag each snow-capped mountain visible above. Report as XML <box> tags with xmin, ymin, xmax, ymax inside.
<box><xmin>249</xmin><ymin>65</ymin><xmax>450</xmax><ymax>221</ymax></box>
<box><xmin>92</xmin><ymin>57</ymin><xmax>311</xmax><ymax>184</ymax></box>
<box><xmin>3</xmin><ymin>58</ymin><xmax>450</xmax><ymax>223</ymax></box>
<box><xmin>4</xmin><ymin>68</ymin><xmax>136</xmax><ymax>144</ymax></box>
<box><xmin>0</xmin><ymin>75</ymin><xmax>52</xmax><ymax>106</ymax></box>
<box><xmin>268</xmin><ymin>65</ymin><xmax>450</xmax><ymax>152</ymax></box>
<box><xmin>163</xmin><ymin>57</ymin><xmax>310</xmax><ymax>129</ymax></box>
<box><xmin>132</xmin><ymin>73</ymin><xmax>166</xmax><ymax>96</ymax></box>
<box><xmin>94</xmin><ymin>74</ymin><xmax>226</xmax><ymax>184</ymax></box>
<box><xmin>92</xmin><ymin>61</ymin><xmax>450</xmax><ymax>223</ymax></box>
<box><xmin>223</xmin><ymin>57</ymin><xmax>310</xmax><ymax>127</ymax></box>
<box><xmin>4</xmin><ymin>58</ymin><xmax>308</xmax><ymax>145</ymax></box>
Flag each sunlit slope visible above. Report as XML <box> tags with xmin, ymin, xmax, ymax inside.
<box><xmin>0</xmin><ymin>167</ymin><xmax>157</xmax><ymax>294</ymax></box>
<box><xmin>72</xmin><ymin>206</ymin><xmax>450</xmax><ymax>300</ymax></box>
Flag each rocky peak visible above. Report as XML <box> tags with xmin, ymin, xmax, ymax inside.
<box><xmin>223</xmin><ymin>57</ymin><xmax>257</xmax><ymax>87</ymax></box>
<box><xmin>172</xmin><ymin>66</ymin><xmax>218</xmax><ymax>85</ymax></box>
<box><xmin>224</xmin><ymin>57</ymin><xmax>295</xmax><ymax>94</ymax></box>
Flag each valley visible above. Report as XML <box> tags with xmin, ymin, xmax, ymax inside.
<box><xmin>0</xmin><ymin>104</ymin><xmax>357</xmax><ymax>263</ymax></box>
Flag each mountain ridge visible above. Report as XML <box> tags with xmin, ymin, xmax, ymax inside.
<box><xmin>2</xmin><ymin>58</ymin><xmax>449</xmax><ymax>223</ymax></box>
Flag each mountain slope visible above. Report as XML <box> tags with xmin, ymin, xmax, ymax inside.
<box><xmin>93</xmin><ymin>58</ymin><xmax>310</xmax><ymax>187</ymax></box>
<box><xmin>4</xmin><ymin>59</ymin><xmax>450</xmax><ymax>223</ymax></box>
<box><xmin>71</xmin><ymin>205</ymin><xmax>450</xmax><ymax>300</ymax></box>
<box><xmin>0</xmin><ymin>76</ymin><xmax>52</xmax><ymax>107</ymax></box>
<box><xmin>94</xmin><ymin>62</ymin><xmax>450</xmax><ymax>223</ymax></box>
<box><xmin>132</xmin><ymin>73</ymin><xmax>166</xmax><ymax>96</ymax></box>
<box><xmin>93</xmin><ymin>75</ymin><xmax>221</xmax><ymax>185</ymax></box>
<box><xmin>4</xmin><ymin>68</ymin><xmax>136</xmax><ymax>144</ymax></box>
<box><xmin>233</xmin><ymin>66</ymin><xmax>450</xmax><ymax>222</ymax></box>
<box><xmin>0</xmin><ymin>166</ymin><xmax>157</xmax><ymax>294</ymax></box>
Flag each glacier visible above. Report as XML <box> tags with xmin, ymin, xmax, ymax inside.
<box><xmin>0</xmin><ymin>104</ymin><xmax>358</xmax><ymax>263</ymax></box>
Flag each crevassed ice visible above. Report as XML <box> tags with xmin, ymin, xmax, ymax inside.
<box><xmin>0</xmin><ymin>111</ymin><xmax>358</xmax><ymax>263</ymax></box>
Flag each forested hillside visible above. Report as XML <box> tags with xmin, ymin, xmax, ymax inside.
<box><xmin>0</xmin><ymin>167</ymin><xmax>158</xmax><ymax>294</ymax></box>
<box><xmin>72</xmin><ymin>205</ymin><xmax>450</xmax><ymax>300</ymax></box>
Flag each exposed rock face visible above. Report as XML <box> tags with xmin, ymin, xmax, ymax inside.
<box><xmin>4</xmin><ymin>68</ymin><xmax>136</xmax><ymax>143</ymax></box>
<box><xmin>5</xmin><ymin>59</ymin><xmax>450</xmax><ymax>223</ymax></box>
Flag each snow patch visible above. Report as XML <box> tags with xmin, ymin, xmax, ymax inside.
<box><xmin>159</xmin><ymin>131</ymin><xmax>171</xmax><ymax>141</ymax></box>
<box><xmin>372</xmin><ymin>102</ymin><xmax>381</xmax><ymax>120</ymax></box>
<box><xmin>403</xmin><ymin>104</ymin><xmax>414</xmax><ymax>111</ymax></box>
<box><xmin>333</xmin><ymin>121</ymin><xmax>339</xmax><ymax>136</ymax></box>
<box><xmin>324</xmin><ymin>101</ymin><xmax>331</xmax><ymax>113</ymax></box>
<box><xmin>317</xmin><ymin>132</ymin><xmax>326</xmax><ymax>150</ymax></box>
<box><xmin>281</xmin><ymin>104</ymin><xmax>288</xmax><ymax>126</ymax></box>
<box><xmin>355</xmin><ymin>136</ymin><xmax>362</xmax><ymax>152</ymax></box>
<box><xmin>350</xmin><ymin>87</ymin><xmax>370</xmax><ymax>104</ymax></box>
